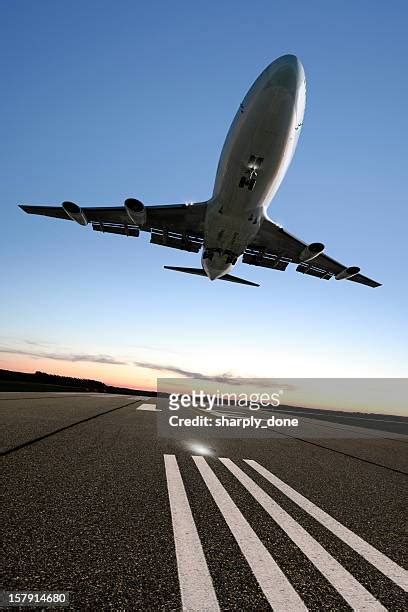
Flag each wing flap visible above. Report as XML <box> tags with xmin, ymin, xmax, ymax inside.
<box><xmin>242</xmin><ymin>250</ymin><xmax>290</xmax><ymax>271</ymax></box>
<box><xmin>150</xmin><ymin>230</ymin><xmax>202</xmax><ymax>252</ymax></box>
<box><xmin>296</xmin><ymin>263</ymin><xmax>333</xmax><ymax>280</ymax></box>
<box><xmin>92</xmin><ymin>222</ymin><xmax>140</xmax><ymax>237</ymax></box>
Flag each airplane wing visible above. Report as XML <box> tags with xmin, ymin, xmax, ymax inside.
<box><xmin>19</xmin><ymin>201</ymin><xmax>207</xmax><ymax>253</ymax></box>
<box><xmin>245</xmin><ymin>217</ymin><xmax>381</xmax><ymax>288</ymax></box>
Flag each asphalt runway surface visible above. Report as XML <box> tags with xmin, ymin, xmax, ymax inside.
<box><xmin>1</xmin><ymin>393</ymin><xmax>407</xmax><ymax>611</ymax></box>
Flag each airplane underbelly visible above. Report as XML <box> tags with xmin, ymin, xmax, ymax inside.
<box><xmin>204</xmin><ymin>211</ymin><xmax>259</xmax><ymax>254</ymax></box>
<box><xmin>213</xmin><ymin>86</ymin><xmax>296</xmax><ymax>215</ymax></box>
<box><xmin>204</xmin><ymin>56</ymin><xmax>303</xmax><ymax>270</ymax></box>
<box><xmin>205</xmin><ymin>89</ymin><xmax>295</xmax><ymax>254</ymax></box>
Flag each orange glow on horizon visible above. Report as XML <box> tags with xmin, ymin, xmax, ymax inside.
<box><xmin>0</xmin><ymin>354</ymin><xmax>156</xmax><ymax>392</ymax></box>
<box><xmin>1</xmin><ymin>354</ymin><xmax>406</xmax><ymax>415</ymax></box>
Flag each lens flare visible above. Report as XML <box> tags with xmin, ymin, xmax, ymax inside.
<box><xmin>187</xmin><ymin>442</ymin><xmax>216</xmax><ymax>456</ymax></box>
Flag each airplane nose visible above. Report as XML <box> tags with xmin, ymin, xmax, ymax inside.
<box><xmin>267</xmin><ymin>54</ymin><xmax>304</xmax><ymax>93</ymax></box>
<box><xmin>205</xmin><ymin>260</ymin><xmax>225</xmax><ymax>280</ymax></box>
<box><xmin>202</xmin><ymin>252</ymin><xmax>234</xmax><ymax>280</ymax></box>
<box><xmin>275</xmin><ymin>64</ymin><xmax>299</xmax><ymax>90</ymax></box>
<box><xmin>280</xmin><ymin>54</ymin><xmax>299</xmax><ymax>65</ymax></box>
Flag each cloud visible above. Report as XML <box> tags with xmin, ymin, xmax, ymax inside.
<box><xmin>133</xmin><ymin>360</ymin><xmax>240</xmax><ymax>382</ymax></box>
<box><xmin>24</xmin><ymin>340</ymin><xmax>55</xmax><ymax>348</ymax></box>
<box><xmin>133</xmin><ymin>361</ymin><xmax>296</xmax><ymax>390</ymax></box>
<box><xmin>0</xmin><ymin>336</ymin><xmax>58</xmax><ymax>348</ymax></box>
<box><xmin>0</xmin><ymin>347</ymin><xmax>126</xmax><ymax>366</ymax></box>
<box><xmin>1</xmin><ymin>345</ymin><xmax>296</xmax><ymax>391</ymax></box>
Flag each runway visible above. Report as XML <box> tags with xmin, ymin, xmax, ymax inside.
<box><xmin>1</xmin><ymin>393</ymin><xmax>407</xmax><ymax>610</ymax></box>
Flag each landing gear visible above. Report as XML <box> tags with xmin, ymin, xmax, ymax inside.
<box><xmin>249</xmin><ymin>155</ymin><xmax>264</xmax><ymax>168</ymax></box>
<box><xmin>248</xmin><ymin>177</ymin><xmax>256</xmax><ymax>191</ymax></box>
<box><xmin>238</xmin><ymin>154</ymin><xmax>264</xmax><ymax>190</ymax></box>
<box><xmin>239</xmin><ymin>171</ymin><xmax>257</xmax><ymax>190</ymax></box>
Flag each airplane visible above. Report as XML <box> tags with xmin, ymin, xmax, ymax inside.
<box><xmin>19</xmin><ymin>54</ymin><xmax>380</xmax><ymax>288</ymax></box>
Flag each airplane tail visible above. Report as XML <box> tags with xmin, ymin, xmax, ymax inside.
<box><xmin>164</xmin><ymin>266</ymin><xmax>259</xmax><ymax>287</ymax></box>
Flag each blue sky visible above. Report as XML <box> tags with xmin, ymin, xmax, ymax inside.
<box><xmin>1</xmin><ymin>0</ymin><xmax>407</xmax><ymax>394</ymax></box>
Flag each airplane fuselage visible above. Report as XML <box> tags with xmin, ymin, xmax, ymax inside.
<box><xmin>202</xmin><ymin>54</ymin><xmax>306</xmax><ymax>280</ymax></box>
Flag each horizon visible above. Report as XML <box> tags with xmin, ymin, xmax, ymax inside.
<box><xmin>2</xmin><ymin>367</ymin><xmax>406</xmax><ymax>417</ymax></box>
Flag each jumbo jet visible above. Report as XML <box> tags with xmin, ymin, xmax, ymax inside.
<box><xmin>20</xmin><ymin>54</ymin><xmax>380</xmax><ymax>288</ymax></box>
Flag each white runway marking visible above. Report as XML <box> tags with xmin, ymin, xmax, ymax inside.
<box><xmin>164</xmin><ymin>455</ymin><xmax>219</xmax><ymax>612</ymax></box>
<box><xmin>193</xmin><ymin>455</ymin><xmax>307</xmax><ymax>611</ymax></box>
<box><xmin>245</xmin><ymin>459</ymin><xmax>408</xmax><ymax>592</ymax></box>
<box><xmin>164</xmin><ymin>455</ymin><xmax>405</xmax><ymax>609</ymax></box>
<box><xmin>136</xmin><ymin>403</ymin><xmax>161</xmax><ymax>411</ymax></box>
<box><xmin>221</xmin><ymin>458</ymin><xmax>386</xmax><ymax>611</ymax></box>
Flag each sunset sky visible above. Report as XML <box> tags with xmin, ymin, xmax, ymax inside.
<box><xmin>1</xmin><ymin>1</ymin><xmax>407</xmax><ymax>410</ymax></box>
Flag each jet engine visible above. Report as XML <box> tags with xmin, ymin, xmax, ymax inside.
<box><xmin>62</xmin><ymin>201</ymin><xmax>87</xmax><ymax>226</ymax></box>
<box><xmin>299</xmin><ymin>242</ymin><xmax>324</xmax><ymax>262</ymax></box>
<box><xmin>125</xmin><ymin>198</ymin><xmax>146</xmax><ymax>226</ymax></box>
<box><xmin>335</xmin><ymin>266</ymin><xmax>360</xmax><ymax>280</ymax></box>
